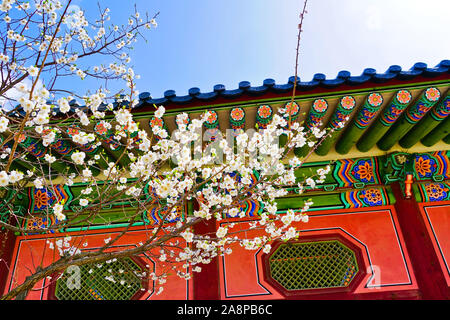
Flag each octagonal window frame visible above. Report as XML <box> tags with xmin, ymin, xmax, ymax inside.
<box><xmin>262</xmin><ymin>233</ymin><xmax>367</xmax><ymax>298</ymax></box>
<box><xmin>47</xmin><ymin>256</ymin><xmax>149</xmax><ymax>300</ymax></box>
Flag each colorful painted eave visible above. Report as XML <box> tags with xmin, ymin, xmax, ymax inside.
<box><xmin>4</xmin><ymin>59</ymin><xmax>450</xmax><ymax>179</ymax></box>
<box><xmin>135</xmin><ymin>60</ymin><xmax>450</xmax><ymax>111</ymax></box>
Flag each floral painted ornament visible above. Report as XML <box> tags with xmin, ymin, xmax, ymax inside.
<box><xmin>396</xmin><ymin>90</ymin><xmax>412</xmax><ymax>105</ymax></box>
<box><xmin>94</xmin><ymin>122</ymin><xmax>121</xmax><ymax>151</ymax></box>
<box><xmin>423</xmin><ymin>182</ymin><xmax>450</xmax><ymax>202</ymax></box>
<box><xmin>282</xmin><ymin>102</ymin><xmax>300</xmax><ymax>122</ymax></box>
<box><xmin>425</xmin><ymin>87</ymin><xmax>441</xmax><ymax>102</ymax></box>
<box><xmin>203</xmin><ymin>110</ymin><xmax>219</xmax><ymax>129</ymax></box>
<box><xmin>29</xmin><ymin>184</ymin><xmax>71</xmax><ymax>212</ymax></box>
<box><xmin>340</xmin><ymin>96</ymin><xmax>356</xmax><ymax>110</ymax></box>
<box><xmin>229</xmin><ymin>107</ymin><xmax>245</xmax><ymax>129</ymax></box>
<box><xmin>360</xmin><ymin>188</ymin><xmax>384</xmax><ymax>206</ymax></box>
<box><xmin>229</xmin><ymin>107</ymin><xmax>245</xmax><ymax>136</ymax></box>
<box><xmin>367</xmin><ymin>92</ymin><xmax>383</xmax><ymax>107</ymax></box>
<box><xmin>351</xmin><ymin>159</ymin><xmax>375</xmax><ymax>183</ymax></box>
<box><xmin>150</xmin><ymin>116</ymin><xmax>168</xmax><ymax>140</ymax></box>
<box><xmin>256</xmin><ymin>105</ymin><xmax>273</xmax><ymax>129</ymax></box>
<box><xmin>340</xmin><ymin>187</ymin><xmax>388</xmax><ymax>208</ymax></box>
<box><xmin>414</xmin><ymin>154</ymin><xmax>437</xmax><ymax>179</ymax></box>
<box><xmin>24</xmin><ymin>215</ymin><xmax>60</xmax><ymax>234</ymax></box>
<box><xmin>203</xmin><ymin>110</ymin><xmax>220</xmax><ymax>141</ymax></box>
<box><xmin>305</xmin><ymin>99</ymin><xmax>328</xmax><ymax>130</ymax></box>
<box><xmin>175</xmin><ymin>113</ymin><xmax>191</xmax><ymax>129</ymax></box>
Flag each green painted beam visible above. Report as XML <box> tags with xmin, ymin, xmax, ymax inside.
<box><xmin>444</xmin><ymin>133</ymin><xmax>450</xmax><ymax>144</ymax></box>
<box><xmin>356</xmin><ymin>89</ymin><xmax>412</xmax><ymax>152</ymax></box>
<box><xmin>64</xmin><ymin>126</ymin><xmax>114</xmax><ymax>170</ymax></box>
<box><xmin>93</xmin><ymin>122</ymin><xmax>131</xmax><ymax>167</ymax></box>
<box><xmin>45</xmin><ymin>130</ymin><xmax>100</xmax><ymax>176</ymax></box>
<box><xmin>377</xmin><ymin>87</ymin><xmax>441</xmax><ymax>151</ymax></box>
<box><xmin>0</xmin><ymin>136</ymin><xmax>36</xmax><ymax>172</ymax></box>
<box><xmin>399</xmin><ymin>94</ymin><xmax>450</xmax><ymax>148</ymax></box>
<box><xmin>295</xmin><ymin>99</ymin><xmax>328</xmax><ymax>158</ymax></box>
<box><xmin>335</xmin><ymin>92</ymin><xmax>384</xmax><ymax>155</ymax></box>
<box><xmin>315</xmin><ymin>96</ymin><xmax>356</xmax><ymax>156</ymax></box>
<box><xmin>15</xmin><ymin>134</ymin><xmax>70</xmax><ymax>174</ymax></box>
<box><xmin>420</xmin><ymin>108</ymin><xmax>450</xmax><ymax>146</ymax></box>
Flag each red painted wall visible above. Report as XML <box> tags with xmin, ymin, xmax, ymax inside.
<box><xmin>3</xmin><ymin>226</ymin><xmax>192</xmax><ymax>300</ymax></box>
<box><xmin>217</xmin><ymin>206</ymin><xmax>418</xmax><ymax>300</ymax></box>
<box><xmin>418</xmin><ymin>201</ymin><xmax>450</xmax><ymax>287</ymax></box>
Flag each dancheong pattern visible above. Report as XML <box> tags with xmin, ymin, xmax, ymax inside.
<box><xmin>42</xmin><ymin>129</ymin><xmax>74</xmax><ymax>156</ymax></box>
<box><xmin>329</xmin><ymin>96</ymin><xmax>356</xmax><ymax>131</ymax></box>
<box><xmin>149</xmin><ymin>116</ymin><xmax>168</xmax><ymax>140</ymax></box>
<box><xmin>305</xmin><ymin>99</ymin><xmax>328</xmax><ymax>130</ymax></box>
<box><xmin>414</xmin><ymin>151</ymin><xmax>450</xmax><ymax>180</ymax></box>
<box><xmin>355</xmin><ymin>93</ymin><xmax>383</xmax><ymax>129</ymax></box>
<box><xmin>143</xmin><ymin>205</ymin><xmax>184</xmax><ymax>225</ymax></box>
<box><xmin>229</xmin><ymin>107</ymin><xmax>245</xmax><ymax>135</ymax></box>
<box><xmin>419</xmin><ymin>182</ymin><xmax>450</xmax><ymax>202</ymax></box>
<box><xmin>204</xmin><ymin>110</ymin><xmax>221</xmax><ymax>141</ymax></box>
<box><xmin>94</xmin><ymin>122</ymin><xmax>121</xmax><ymax>151</ymax></box>
<box><xmin>430</xmin><ymin>95</ymin><xmax>450</xmax><ymax>121</ymax></box>
<box><xmin>341</xmin><ymin>187</ymin><xmax>389</xmax><ymax>208</ymax></box>
<box><xmin>29</xmin><ymin>185</ymin><xmax>72</xmax><ymax>212</ymax></box>
<box><xmin>379</xmin><ymin>89</ymin><xmax>412</xmax><ymax>126</ymax></box>
<box><xmin>204</xmin><ymin>110</ymin><xmax>219</xmax><ymax>129</ymax></box>
<box><xmin>15</xmin><ymin>133</ymin><xmax>47</xmax><ymax>158</ymax></box>
<box><xmin>256</xmin><ymin>104</ymin><xmax>273</xmax><ymax>129</ymax></box>
<box><xmin>23</xmin><ymin>214</ymin><xmax>61</xmax><ymax>234</ymax></box>
<box><xmin>66</xmin><ymin>126</ymin><xmax>98</xmax><ymax>154</ymax></box>
<box><xmin>333</xmin><ymin>158</ymin><xmax>380</xmax><ymax>187</ymax></box>
<box><xmin>282</xmin><ymin>101</ymin><xmax>300</xmax><ymax>123</ymax></box>
<box><xmin>405</xmin><ymin>87</ymin><xmax>441</xmax><ymax>124</ymax></box>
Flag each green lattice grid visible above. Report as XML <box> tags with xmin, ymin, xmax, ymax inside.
<box><xmin>55</xmin><ymin>257</ymin><xmax>144</xmax><ymax>300</ymax></box>
<box><xmin>269</xmin><ymin>240</ymin><xmax>359</xmax><ymax>290</ymax></box>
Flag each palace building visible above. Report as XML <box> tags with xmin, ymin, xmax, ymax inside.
<box><xmin>1</xmin><ymin>59</ymin><xmax>450</xmax><ymax>300</ymax></box>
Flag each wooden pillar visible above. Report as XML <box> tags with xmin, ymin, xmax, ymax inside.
<box><xmin>0</xmin><ymin>229</ymin><xmax>16</xmax><ymax>295</ymax></box>
<box><xmin>191</xmin><ymin>195</ymin><xmax>220</xmax><ymax>300</ymax></box>
<box><xmin>192</xmin><ymin>218</ymin><xmax>220</xmax><ymax>300</ymax></box>
<box><xmin>391</xmin><ymin>182</ymin><xmax>449</xmax><ymax>299</ymax></box>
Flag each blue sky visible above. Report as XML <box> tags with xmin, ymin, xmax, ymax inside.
<box><xmin>67</xmin><ymin>0</ymin><xmax>450</xmax><ymax>99</ymax></box>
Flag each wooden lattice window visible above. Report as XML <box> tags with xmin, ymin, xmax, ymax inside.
<box><xmin>269</xmin><ymin>240</ymin><xmax>358</xmax><ymax>290</ymax></box>
<box><xmin>263</xmin><ymin>235</ymin><xmax>366</xmax><ymax>297</ymax></box>
<box><xmin>50</xmin><ymin>257</ymin><xmax>148</xmax><ymax>300</ymax></box>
